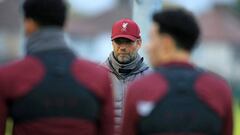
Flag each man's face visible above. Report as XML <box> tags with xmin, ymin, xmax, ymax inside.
<box><xmin>147</xmin><ymin>23</ymin><xmax>169</xmax><ymax>67</ymax></box>
<box><xmin>112</xmin><ymin>38</ymin><xmax>141</xmax><ymax>64</ymax></box>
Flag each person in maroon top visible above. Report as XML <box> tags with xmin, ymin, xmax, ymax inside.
<box><xmin>121</xmin><ymin>9</ymin><xmax>233</xmax><ymax>135</ymax></box>
<box><xmin>0</xmin><ymin>0</ymin><xmax>114</xmax><ymax>135</ymax></box>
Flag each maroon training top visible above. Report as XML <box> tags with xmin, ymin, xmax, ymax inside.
<box><xmin>0</xmin><ymin>55</ymin><xmax>114</xmax><ymax>135</ymax></box>
<box><xmin>121</xmin><ymin>62</ymin><xmax>233</xmax><ymax>135</ymax></box>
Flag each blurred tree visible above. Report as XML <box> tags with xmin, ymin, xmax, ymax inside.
<box><xmin>237</xmin><ymin>0</ymin><xmax>240</xmax><ymax>11</ymax></box>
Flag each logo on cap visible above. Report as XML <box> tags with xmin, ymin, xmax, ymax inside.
<box><xmin>121</xmin><ymin>22</ymin><xmax>128</xmax><ymax>32</ymax></box>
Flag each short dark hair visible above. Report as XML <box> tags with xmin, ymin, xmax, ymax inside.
<box><xmin>23</xmin><ymin>0</ymin><xmax>68</xmax><ymax>27</ymax></box>
<box><xmin>153</xmin><ymin>8</ymin><xmax>200</xmax><ymax>51</ymax></box>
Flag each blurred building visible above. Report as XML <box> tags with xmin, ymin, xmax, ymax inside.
<box><xmin>194</xmin><ymin>5</ymin><xmax>240</xmax><ymax>97</ymax></box>
<box><xmin>0</xmin><ymin>0</ymin><xmax>22</xmax><ymax>63</ymax></box>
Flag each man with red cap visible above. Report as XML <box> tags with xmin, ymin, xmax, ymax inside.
<box><xmin>105</xmin><ymin>18</ymin><xmax>149</xmax><ymax>132</ymax></box>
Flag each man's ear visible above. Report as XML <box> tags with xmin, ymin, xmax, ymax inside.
<box><xmin>162</xmin><ymin>34</ymin><xmax>176</xmax><ymax>53</ymax></box>
<box><xmin>136</xmin><ymin>39</ymin><xmax>142</xmax><ymax>50</ymax></box>
<box><xmin>24</xmin><ymin>18</ymin><xmax>39</xmax><ymax>36</ymax></box>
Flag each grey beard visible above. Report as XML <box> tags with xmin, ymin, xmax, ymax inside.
<box><xmin>107</xmin><ymin>52</ymin><xmax>143</xmax><ymax>76</ymax></box>
<box><xmin>114</xmin><ymin>52</ymin><xmax>137</xmax><ymax>64</ymax></box>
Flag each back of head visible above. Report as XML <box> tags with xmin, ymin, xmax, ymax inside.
<box><xmin>153</xmin><ymin>8</ymin><xmax>200</xmax><ymax>52</ymax></box>
<box><xmin>23</xmin><ymin>0</ymin><xmax>68</xmax><ymax>28</ymax></box>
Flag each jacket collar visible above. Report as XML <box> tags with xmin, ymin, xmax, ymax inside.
<box><xmin>25</xmin><ymin>27</ymin><xmax>69</xmax><ymax>55</ymax></box>
<box><xmin>157</xmin><ymin>61</ymin><xmax>195</xmax><ymax>69</ymax></box>
<box><xmin>106</xmin><ymin>52</ymin><xmax>149</xmax><ymax>79</ymax></box>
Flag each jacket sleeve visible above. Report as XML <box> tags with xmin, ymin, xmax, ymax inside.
<box><xmin>0</xmin><ymin>73</ymin><xmax>8</xmax><ymax>135</ymax></box>
<box><xmin>121</xmin><ymin>85</ymin><xmax>138</xmax><ymax>135</ymax></box>
<box><xmin>98</xmin><ymin>74</ymin><xmax>114</xmax><ymax>135</ymax></box>
<box><xmin>221</xmin><ymin>82</ymin><xmax>233</xmax><ymax>135</ymax></box>
<box><xmin>0</xmin><ymin>97</ymin><xmax>7</xmax><ymax>135</ymax></box>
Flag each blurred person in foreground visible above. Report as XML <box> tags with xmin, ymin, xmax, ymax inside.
<box><xmin>121</xmin><ymin>8</ymin><xmax>233</xmax><ymax>135</ymax></box>
<box><xmin>0</xmin><ymin>0</ymin><xmax>114</xmax><ymax>135</ymax></box>
<box><xmin>104</xmin><ymin>18</ymin><xmax>149</xmax><ymax>132</ymax></box>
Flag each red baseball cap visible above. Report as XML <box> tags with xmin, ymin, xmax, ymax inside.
<box><xmin>111</xmin><ymin>18</ymin><xmax>141</xmax><ymax>41</ymax></box>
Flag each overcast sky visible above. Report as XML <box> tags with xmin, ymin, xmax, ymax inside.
<box><xmin>68</xmin><ymin>0</ymin><xmax>236</xmax><ymax>16</ymax></box>
<box><xmin>167</xmin><ymin>0</ymin><xmax>236</xmax><ymax>13</ymax></box>
<box><xmin>68</xmin><ymin>0</ymin><xmax>117</xmax><ymax>16</ymax></box>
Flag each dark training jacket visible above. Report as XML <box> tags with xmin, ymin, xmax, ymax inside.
<box><xmin>0</xmin><ymin>28</ymin><xmax>114</xmax><ymax>135</ymax></box>
<box><xmin>121</xmin><ymin>62</ymin><xmax>233</xmax><ymax>135</ymax></box>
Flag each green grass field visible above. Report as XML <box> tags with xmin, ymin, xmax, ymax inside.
<box><xmin>5</xmin><ymin>102</ymin><xmax>240</xmax><ymax>135</ymax></box>
<box><xmin>234</xmin><ymin>102</ymin><xmax>240</xmax><ymax>135</ymax></box>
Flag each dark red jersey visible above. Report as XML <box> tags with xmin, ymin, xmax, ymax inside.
<box><xmin>121</xmin><ymin>62</ymin><xmax>233</xmax><ymax>135</ymax></box>
<box><xmin>0</xmin><ymin>49</ymin><xmax>114</xmax><ymax>135</ymax></box>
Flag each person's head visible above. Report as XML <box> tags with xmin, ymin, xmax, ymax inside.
<box><xmin>111</xmin><ymin>19</ymin><xmax>142</xmax><ymax>64</ymax></box>
<box><xmin>22</xmin><ymin>0</ymin><xmax>68</xmax><ymax>36</ymax></box>
<box><xmin>147</xmin><ymin>8</ymin><xmax>200</xmax><ymax>67</ymax></box>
